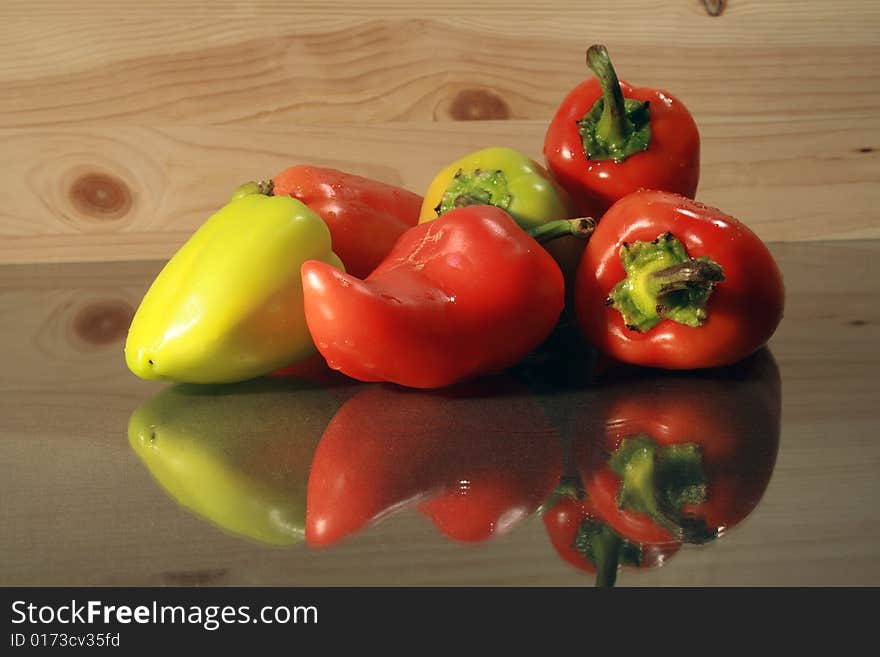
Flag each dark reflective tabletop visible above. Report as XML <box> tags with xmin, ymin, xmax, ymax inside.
<box><xmin>1</xmin><ymin>241</ymin><xmax>878</xmax><ymax>586</ymax></box>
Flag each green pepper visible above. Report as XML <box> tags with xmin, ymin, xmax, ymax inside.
<box><xmin>125</xmin><ymin>183</ymin><xmax>344</xmax><ymax>384</ymax></box>
<box><xmin>419</xmin><ymin>146</ymin><xmax>575</xmax><ymax>230</ymax></box>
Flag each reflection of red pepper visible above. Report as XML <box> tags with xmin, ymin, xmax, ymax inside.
<box><xmin>417</xmin><ymin>458</ymin><xmax>555</xmax><ymax>543</ymax></box>
<box><xmin>272</xmin><ymin>166</ymin><xmax>422</xmax><ymax>278</ymax></box>
<box><xmin>305</xmin><ymin>379</ymin><xmax>561</xmax><ymax>548</ymax></box>
<box><xmin>582</xmin><ymin>350</ymin><xmax>781</xmax><ymax>545</ymax></box>
<box><xmin>542</xmin><ymin>490</ymin><xmax>680</xmax><ymax>587</ymax></box>
<box><xmin>302</xmin><ymin>206</ymin><xmax>591</xmax><ymax>389</ymax></box>
<box><xmin>542</xmin><ymin>424</ymin><xmax>680</xmax><ymax>587</ymax></box>
<box><xmin>544</xmin><ymin>45</ymin><xmax>699</xmax><ymax>218</ymax></box>
<box><xmin>575</xmin><ymin>190</ymin><xmax>785</xmax><ymax>370</ymax></box>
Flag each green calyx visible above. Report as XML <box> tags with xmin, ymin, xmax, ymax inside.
<box><xmin>609</xmin><ymin>435</ymin><xmax>714</xmax><ymax>543</ymax></box>
<box><xmin>607</xmin><ymin>232</ymin><xmax>725</xmax><ymax>332</ymax></box>
<box><xmin>574</xmin><ymin>519</ymin><xmax>641</xmax><ymax>588</ymax></box>
<box><xmin>577</xmin><ymin>44</ymin><xmax>651</xmax><ymax>163</ymax></box>
<box><xmin>230</xmin><ymin>179</ymin><xmax>274</xmax><ymax>202</ymax></box>
<box><xmin>435</xmin><ymin>168</ymin><xmax>512</xmax><ymax>215</ymax></box>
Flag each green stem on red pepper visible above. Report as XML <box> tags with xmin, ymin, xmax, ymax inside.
<box><xmin>578</xmin><ymin>45</ymin><xmax>651</xmax><ymax>163</ymax></box>
<box><xmin>607</xmin><ymin>232</ymin><xmax>725</xmax><ymax>332</ymax></box>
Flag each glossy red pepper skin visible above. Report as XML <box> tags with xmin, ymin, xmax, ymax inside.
<box><xmin>272</xmin><ymin>165</ymin><xmax>422</xmax><ymax>278</ymax></box>
<box><xmin>301</xmin><ymin>205</ymin><xmax>565</xmax><ymax>389</ymax></box>
<box><xmin>540</xmin><ymin>419</ymin><xmax>680</xmax><ymax>585</ymax></box>
<box><xmin>417</xmin><ymin>459</ymin><xmax>557</xmax><ymax>544</ymax></box>
<box><xmin>583</xmin><ymin>351</ymin><xmax>781</xmax><ymax>546</ymax></box>
<box><xmin>544</xmin><ymin>78</ymin><xmax>699</xmax><ymax>218</ymax></box>
<box><xmin>542</xmin><ymin>495</ymin><xmax>680</xmax><ymax>575</ymax></box>
<box><xmin>543</xmin><ymin>496</ymin><xmax>598</xmax><ymax>573</ymax></box>
<box><xmin>575</xmin><ymin>190</ymin><xmax>785</xmax><ymax>370</ymax></box>
<box><xmin>305</xmin><ymin>379</ymin><xmax>561</xmax><ymax>548</ymax></box>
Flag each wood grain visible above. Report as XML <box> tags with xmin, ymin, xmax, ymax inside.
<box><xmin>1</xmin><ymin>1</ymin><xmax>878</xmax><ymax>259</ymax></box>
<box><xmin>3</xmin><ymin>1</ymin><xmax>879</xmax><ymax>126</ymax></box>
<box><xmin>1</xmin><ymin>119</ymin><xmax>878</xmax><ymax>263</ymax></box>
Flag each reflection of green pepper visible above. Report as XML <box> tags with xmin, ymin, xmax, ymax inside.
<box><xmin>125</xmin><ymin>184</ymin><xmax>344</xmax><ymax>384</ymax></box>
<box><xmin>128</xmin><ymin>378</ymin><xmax>342</xmax><ymax>546</ymax></box>
<box><xmin>419</xmin><ymin>147</ymin><xmax>574</xmax><ymax>230</ymax></box>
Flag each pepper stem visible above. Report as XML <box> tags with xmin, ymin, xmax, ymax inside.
<box><xmin>651</xmin><ymin>259</ymin><xmax>725</xmax><ymax>295</ymax></box>
<box><xmin>229</xmin><ymin>179</ymin><xmax>274</xmax><ymax>202</ymax></box>
<box><xmin>578</xmin><ymin>45</ymin><xmax>651</xmax><ymax>163</ymax></box>
<box><xmin>592</xmin><ymin>526</ymin><xmax>623</xmax><ymax>589</ymax></box>
<box><xmin>587</xmin><ymin>45</ymin><xmax>628</xmax><ymax>147</ymax></box>
<box><xmin>527</xmin><ymin>218</ymin><xmax>595</xmax><ymax>244</ymax></box>
<box><xmin>574</xmin><ymin>520</ymin><xmax>625</xmax><ymax>588</ymax></box>
<box><xmin>435</xmin><ymin>168</ymin><xmax>512</xmax><ymax>217</ymax></box>
<box><xmin>607</xmin><ymin>233</ymin><xmax>725</xmax><ymax>332</ymax></box>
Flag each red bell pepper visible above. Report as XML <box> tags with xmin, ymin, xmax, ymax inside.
<box><xmin>301</xmin><ymin>205</ymin><xmax>592</xmax><ymax>389</ymax></box>
<box><xmin>544</xmin><ymin>45</ymin><xmax>699</xmax><ymax>218</ymax></box>
<box><xmin>272</xmin><ymin>165</ymin><xmax>423</xmax><ymax>278</ymax></box>
<box><xmin>575</xmin><ymin>190</ymin><xmax>785</xmax><ymax>370</ymax></box>
<box><xmin>305</xmin><ymin>379</ymin><xmax>561</xmax><ymax>547</ymax></box>
<box><xmin>581</xmin><ymin>350</ymin><xmax>781</xmax><ymax>546</ymax></box>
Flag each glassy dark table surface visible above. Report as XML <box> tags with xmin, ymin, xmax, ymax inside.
<box><xmin>1</xmin><ymin>241</ymin><xmax>877</xmax><ymax>586</ymax></box>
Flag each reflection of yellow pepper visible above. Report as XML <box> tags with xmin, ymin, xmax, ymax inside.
<box><xmin>420</xmin><ymin>147</ymin><xmax>574</xmax><ymax>229</ymax></box>
<box><xmin>125</xmin><ymin>183</ymin><xmax>343</xmax><ymax>384</ymax></box>
<box><xmin>129</xmin><ymin>378</ymin><xmax>341</xmax><ymax>545</ymax></box>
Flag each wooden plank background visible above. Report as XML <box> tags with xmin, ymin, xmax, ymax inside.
<box><xmin>1</xmin><ymin>0</ymin><xmax>878</xmax><ymax>263</ymax></box>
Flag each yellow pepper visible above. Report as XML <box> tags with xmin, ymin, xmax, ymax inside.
<box><xmin>419</xmin><ymin>146</ymin><xmax>574</xmax><ymax>229</ymax></box>
<box><xmin>125</xmin><ymin>183</ymin><xmax>343</xmax><ymax>384</ymax></box>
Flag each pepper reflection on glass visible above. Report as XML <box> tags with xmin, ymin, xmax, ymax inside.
<box><xmin>534</xmin><ymin>347</ymin><xmax>780</xmax><ymax>585</ymax></box>
<box><xmin>128</xmin><ymin>377</ymin><xmax>353</xmax><ymax>545</ymax></box>
<box><xmin>127</xmin><ymin>346</ymin><xmax>780</xmax><ymax>586</ymax></box>
<box><xmin>305</xmin><ymin>377</ymin><xmax>562</xmax><ymax>547</ymax></box>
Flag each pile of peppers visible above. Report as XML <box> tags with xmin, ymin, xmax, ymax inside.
<box><xmin>122</xmin><ymin>44</ymin><xmax>788</xmax><ymax>587</ymax></box>
<box><xmin>125</xmin><ymin>44</ymin><xmax>784</xmax><ymax>386</ymax></box>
